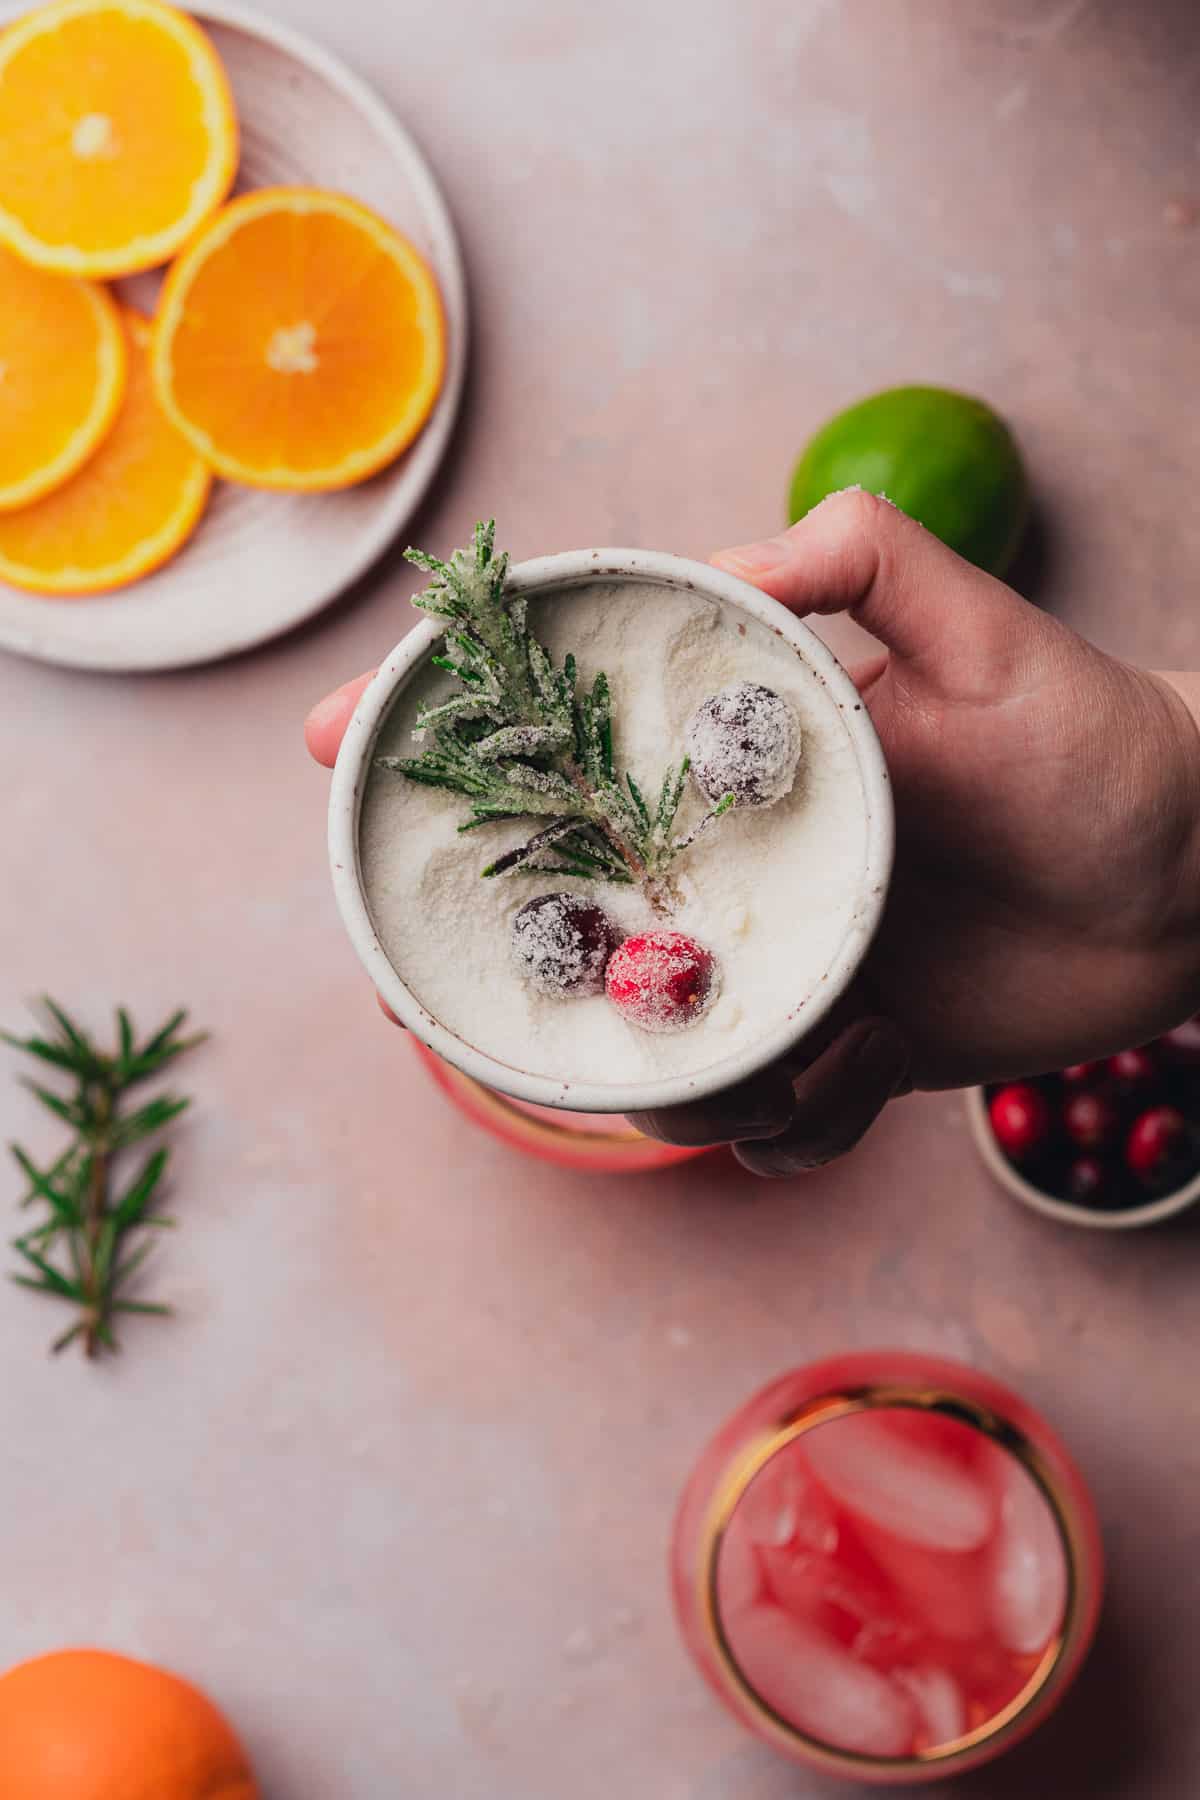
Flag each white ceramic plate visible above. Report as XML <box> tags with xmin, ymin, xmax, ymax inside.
<box><xmin>0</xmin><ymin>0</ymin><xmax>467</xmax><ymax>672</ymax></box>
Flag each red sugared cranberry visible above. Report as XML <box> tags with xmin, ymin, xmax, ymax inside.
<box><xmin>1126</xmin><ymin>1105</ymin><xmax>1189</xmax><ymax>1184</ymax></box>
<box><xmin>1157</xmin><ymin>1016</ymin><xmax>1200</xmax><ymax>1065</ymax></box>
<box><xmin>1107</xmin><ymin>1047</ymin><xmax>1156</xmax><ymax>1093</ymax></box>
<box><xmin>1062</xmin><ymin>1090</ymin><xmax>1118</xmax><ymax>1152</ymax></box>
<box><xmin>511</xmin><ymin>893</ymin><xmax>621</xmax><ymax>997</ymax></box>
<box><xmin>988</xmin><ymin>1084</ymin><xmax>1051</xmax><ymax>1160</ymax></box>
<box><xmin>1062</xmin><ymin>1063</ymin><xmax>1100</xmax><ymax>1086</ymax></box>
<box><xmin>605</xmin><ymin>931</ymin><xmax>719</xmax><ymax>1033</ymax></box>
<box><xmin>1066</xmin><ymin>1155</ymin><xmax>1112</xmax><ymax>1206</ymax></box>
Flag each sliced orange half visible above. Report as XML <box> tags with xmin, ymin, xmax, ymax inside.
<box><xmin>0</xmin><ymin>0</ymin><xmax>237</xmax><ymax>278</ymax></box>
<box><xmin>0</xmin><ymin>243</ymin><xmax>126</xmax><ymax>511</ymax></box>
<box><xmin>152</xmin><ymin>187</ymin><xmax>446</xmax><ymax>491</ymax></box>
<box><xmin>0</xmin><ymin>308</ymin><xmax>210</xmax><ymax>594</ymax></box>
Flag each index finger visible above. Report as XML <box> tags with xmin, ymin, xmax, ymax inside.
<box><xmin>304</xmin><ymin>670</ymin><xmax>377</xmax><ymax>768</ymax></box>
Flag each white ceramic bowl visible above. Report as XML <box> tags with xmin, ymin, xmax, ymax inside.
<box><xmin>965</xmin><ymin>1085</ymin><xmax>1200</xmax><ymax>1230</ymax></box>
<box><xmin>328</xmin><ymin>549</ymin><xmax>894</xmax><ymax>1114</ymax></box>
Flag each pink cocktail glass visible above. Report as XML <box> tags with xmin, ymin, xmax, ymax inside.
<box><xmin>671</xmin><ymin>1352</ymin><xmax>1103</xmax><ymax>1784</ymax></box>
<box><xmin>411</xmin><ymin>1039</ymin><xmax>711</xmax><ymax>1174</ymax></box>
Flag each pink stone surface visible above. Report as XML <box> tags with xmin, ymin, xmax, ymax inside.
<box><xmin>2</xmin><ymin>3</ymin><xmax>1199</xmax><ymax>1795</ymax></box>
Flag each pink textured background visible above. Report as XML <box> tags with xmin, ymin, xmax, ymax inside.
<box><xmin>2</xmin><ymin>3</ymin><xmax>1199</xmax><ymax>1795</ymax></box>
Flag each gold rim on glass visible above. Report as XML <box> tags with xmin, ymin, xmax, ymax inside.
<box><xmin>696</xmin><ymin>1383</ymin><xmax>1087</xmax><ymax>1775</ymax></box>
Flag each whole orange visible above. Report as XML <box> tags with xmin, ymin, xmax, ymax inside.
<box><xmin>0</xmin><ymin>1649</ymin><xmax>258</xmax><ymax>1800</ymax></box>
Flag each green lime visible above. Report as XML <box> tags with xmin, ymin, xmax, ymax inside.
<box><xmin>787</xmin><ymin>385</ymin><xmax>1029</xmax><ymax>576</ymax></box>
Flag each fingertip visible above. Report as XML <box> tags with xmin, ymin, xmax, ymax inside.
<box><xmin>303</xmin><ymin>694</ymin><xmax>343</xmax><ymax>767</ymax></box>
<box><xmin>731</xmin><ymin>1139</ymin><xmax>806</xmax><ymax>1180</ymax></box>
<box><xmin>733</xmin><ymin>1019</ymin><xmax>909</xmax><ymax>1178</ymax></box>
<box><xmin>304</xmin><ymin>671</ymin><xmax>377</xmax><ymax>768</ymax></box>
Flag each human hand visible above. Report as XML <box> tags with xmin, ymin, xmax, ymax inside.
<box><xmin>305</xmin><ymin>493</ymin><xmax>1200</xmax><ymax>1176</ymax></box>
<box><xmin>637</xmin><ymin>490</ymin><xmax>1200</xmax><ymax>1172</ymax></box>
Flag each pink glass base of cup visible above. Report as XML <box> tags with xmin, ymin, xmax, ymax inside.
<box><xmin>671</xmin><ymin>1351</ymin><xmax>1105</xmax><ymax>1786</ymax></box>
<box><xmin>411</xmin><ymin>1039</ymin><xmax>713</xmax><ymax>1174</ymax></box>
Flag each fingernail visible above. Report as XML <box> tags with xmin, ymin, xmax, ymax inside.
<box><xmin>713</xmin><ymin>535</ymin><xmax>793</xmax><ymax>576</ymax></box>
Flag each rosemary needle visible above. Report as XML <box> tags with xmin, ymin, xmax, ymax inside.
<box><xmin>376</xmin><ymin>520</ymin><xmax>735</xmax><ymax>904</ymax></box>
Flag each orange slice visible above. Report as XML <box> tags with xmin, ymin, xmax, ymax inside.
<box><xmin>0</xmin><ymin>243</ymin><xmax>125</xmax><ymax>511</ymax></box>
<box><xmin>152</xmin><ymin>187</ymin><xmax>446</xmax><ymax>491</ymax></box>
<box><xmin>0</xmin><ymin>0</ymin><xmax>237</xmax><ymax>278</ymax></box>
<box><xmin>0</xmin><ymin>308</ymin><xmax>210</xmax><ymax>594</ymax></box>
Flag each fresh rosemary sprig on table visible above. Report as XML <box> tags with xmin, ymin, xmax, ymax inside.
<box><xmin>4</xmin><ymin>1000</ymin><xmax>203</xmax><ymax>1359</ymax></box>
<box><xmin>376</xmin><ymin>521</ymin><xmax>735</xmax><ymax>897</ymax></box>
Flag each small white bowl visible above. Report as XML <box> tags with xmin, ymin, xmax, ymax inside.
<box><xmin>328</xmin><ymin>548</ymin><xmax>894</xmax><ymax>1115</ymax></box>
<box><xmin>965</xmin><ymin>1085</ymin><xmax>1200</xmax><ymax>1230</ymax></box>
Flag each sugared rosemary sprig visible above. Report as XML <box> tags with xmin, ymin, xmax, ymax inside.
<box><xmin>4</xmin><ymin>1000</ymin><xmax>204</xmax><ymax>1358</ymax></box>
<box><xmin>376</xmin><ymin>521</ymin><xmax>734</xmax><ymax>895</ymax></box>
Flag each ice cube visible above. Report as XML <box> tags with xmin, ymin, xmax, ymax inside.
<box><xmin>762</xmin><ymin>1538</ymin><xmax>914</xmax><ymax>1663</ymax></box>
<box><xmin>983</xmin><ymin>1446</ymin><xmax>1068</xmax><ymax>1655</ymax></box>
<box><xmin>732</xmin><ymin>1604</ymin><xmax>917</xmax><ymax>1758</ymax></box>
<box><xmin>856</xmin><ymin>1521</ymin><xmax>991</xmax><ymax>1644</ymax></box>
<box><xmin>717</xmin><ymin>1509</ymin><xmax>764</xmax><ymax>1617</ymax></box>
<box><xmin>893</xmin><ymin>1664</ymin><xmax>967</xmax><ymax>1749</ymax></box>
<box><xmin>804</xmin><ymin>1412</ymin><xmax>995</xmax><ymax>1551</ymax></box>
<box><xmin>737</xmin><ymin>1442</ymin><xmax>838</xmax><ymax>1552</ymax></box>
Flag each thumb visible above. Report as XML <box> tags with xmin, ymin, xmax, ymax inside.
<box><xmin>712</xmin><ymin>488</ymin><xmax>1026</xmax><ymax>675</ymax></box>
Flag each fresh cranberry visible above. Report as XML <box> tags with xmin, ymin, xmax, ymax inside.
<box><xmin>1062</xmin><ymin>1063</ymin><xmax>1100</xmax><ymax>1086</ymax></box>
<box><xmin>1157</xmin><ymin>1016</ymin><xmax>1200</xmax><ymax>1065</ymax></box>
<box><xmin>605</xmin><ymin>931</ymin><xmax>719</xmax><ymax>1033</ymax></box>
<box><xmin>1066</xmin><ymin>1155</ymin><xmax>1112</xmax><ymax>1206</ymax></box>
<box><xmin>1106</xmin><ymin>1046</ymin><xmax>1157</xmax><ymax>1093</ymax></box>
<box><xmin>988</xmin><ymin>1084</ymin><xmax>1051</xmax><ymax>1160</ymax></box>
<box><xmin>1062</xmin><ymin>1090</ymin><xmax>1118</xmax><ymax>1152</ymax></box>
<box><xmin>1125</xmin><ymin>1105</ymin><xmax>1190</xmax><ymax>1185</ymax></box>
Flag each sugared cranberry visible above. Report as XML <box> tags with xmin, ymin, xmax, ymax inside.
<box><xmin>605</xmin><ymin>931</ymin><xmax>719</xmax><ymax>1033</ymax></box>
<box><xmin>1062</xmin><ymin>1090</ymin><xmax>1118</xmax><ymax>1152</ymax></box>
<box><xmin>988</xmin><ymin>1084</ymin><xmax>1051</xmax><ymax>1161</ymax></box>
<box><xmin>1125</xmin><ymin>1105</ymin><xmax>1190</xmax><ymax>1185</ymax></box>
<box><xmin>1107</xmin><ymin>1047</ymin><xmax>1156</xmax><ymax>1093</ymax></box>
<box><xmin>511</xmin><ymin>893</ymin><xmax>621</xmax><ymax>997</ymax></box>
<box><xmin>1157</xmin><ymin>1016</ymin><xmax>1200</xmax><ymax>1065</ymax></box>
<box><xmin>1066</xmin><ymin>1155</ymin><xmax>1112</xmax><ymax>1206</ymax></box>
<box><xmin>1062</xmin><ymin>1063</ymin><xmax>1100</xmax><ymax>1086</ymax></box>
<box><xmin>685</xmin><ymin>682</ymin><xmax>800</xmax><ymax>808</ymax></box>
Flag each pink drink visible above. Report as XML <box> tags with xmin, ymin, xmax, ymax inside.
<box><xmin>672</xmin><ymin>1353</ymin><xmax>1103</xmax><ymax>1784</ymax></box>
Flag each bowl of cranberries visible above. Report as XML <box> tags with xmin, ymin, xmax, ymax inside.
<box><xmin>967</xmin><ymin>1017</ymin><xmax>1200</xmax><ymax>1228</ymax></box>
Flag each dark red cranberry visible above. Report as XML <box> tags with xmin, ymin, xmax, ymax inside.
<box><xmin>1157</xmin><ymin>1016</ymin><xmax>1200</xmax><ymax>1066</ymax></box>
<box><xmin>685</xmin><ymin>682</ymin><xmax>800</xmax><ymax>807</ymax></box>
<box><xmin>1106</xmin><ymin>1046</ymin><xmax>1157</xmax><ymax>1094</ymax></box>
<box><xmin>1062</xmin><ymin>1090</ymin><xmax>1118</xmax><ymax>1152</ymax></box>
<box><xmin>1066</xmin><ymin>1155</ymin><xmax>1112</xmax><ymax>1206</ymax></box>
<box><xmin>605</xmin><ymin>931</ymin><xmax>719</xmax><ymax>1032</ymax></box>
<box><xmin>511</xmin><ymin>893</ymin><xmax>621</xmax><ymax>997</ymax></box>
<box><xmin>1062</xmin><ymin>1063</ymin><xmax>1100</xmax><ymax>1086</ymax></box>
<box><xmin>988</xmin><ymin>1084</ymin><xmax>1051</xmax><ymax>1160</ymax></box>
<box><xmin>1126</xmin><ymin>1105</ymin><xmax>1190</xmax><ymax>1185</ymax></box>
